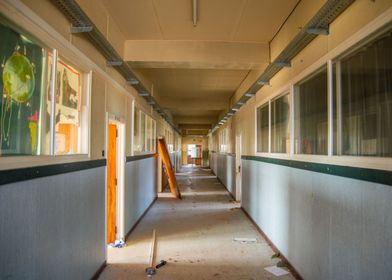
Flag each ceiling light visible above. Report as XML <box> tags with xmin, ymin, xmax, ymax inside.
<box><xmin>306</xmin><ymin>27</ymin><xmax>329</xmax><ymax>35</ymax></box>
<box><xmin>127</xmin><ymin>78</ymin><xmax>139</xmax><ymax>85</ymax></box>
<box><xmin>245</xmin><ymin>92</ymin><xmax>256</xmax><ymax>97</ymax></box>
<box><xmin>193</xmin><ymin>0</ymin><xmax>198</xmax><ymax>27</ymax></box>
<box><xmin>256</xmin><ymin>80</ymin><xmax>270</xmax><ymax>86</ymax></box>
<box><xmin>275</xmin><ymin>61</ymin><xmax>291</xmax><ymax>67</ymax></box>
<box><xmin>139</xmin><ymin>91</ymin><xmax>149</xmax><ymax>97</ymax></box>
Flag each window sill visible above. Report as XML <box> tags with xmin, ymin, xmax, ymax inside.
<box><xmin>253</xmin><ymin>152</ymin><xmax>392</xmax><ymax>172</ymax></box>
<box><xmin>0</xmin><ymin>154</ymin><xmax>90</xmax><ymax>171</ymax></box>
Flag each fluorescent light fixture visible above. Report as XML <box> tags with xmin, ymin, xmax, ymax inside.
<box><xmin>275</xmin><ymin>61</ymin><xmax>291</xmax><ymax>67</ymax></box>
<box><xmin>127</xmin><ymin>78</ymin><xmax>139</xmax><ymax>85</ymax></box>
<box><xmin>193</xmin><ymin>0</ymin><xmax>198</xmax><ymax>27</ymax></box>
<box><xmin>306</xmin><ymin>27</ymin><xmax>329</xmax><ymax>35</ymax></box>
<box><xmin>107</xmin><ymin>60</ymin><xmax>123</xmax><ymax>66</ymax></box>
<box><xmin>232</xmin><ymin>108</ymin><xmax>240</xmax><ymax>111</ymax></box>
<box><xmin>139</xmin><ymin>91</ymin><xmax>149</xmax><ymax>97</ymax></box>
<box><xmin>257</xmin><ymin>80</ymin><xmax>270</xmax><ymax>86</ymax></box>
<box><xmin>245</xmin><ymin>92</ymin><xmax>256</xmax><ymax>97</ymax></box>
<box><xmin>70</xmin><ymin>25</ymin><xmax>93</xmax><ymax>33</ymax></box>
<box><xmin>227</xmin><ymin>112</ymin><xmax>234</xmax><ymax>116</ymax></box>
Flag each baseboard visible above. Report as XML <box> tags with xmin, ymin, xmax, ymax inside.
<box><xmin>125</xmin><ymin>196</ymin><xmax>158</xmax><ymax>241</ymax></box>
<box><xmin>214</xmin><ymin>174</ymin><xmax>236</xmax><ymax>201</ymax></box>
<box><xmin>90</xmin><ymin>261</ymin><xmax>107</xmax><ymax>280</ymax></box>
<box><xmin>241</xmin><ymin>207</ymin><xmax>304</xmax><ymax>280</ymax></box>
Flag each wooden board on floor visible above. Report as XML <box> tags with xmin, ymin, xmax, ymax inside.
<box><xmin>158</xmin><ymin>138</ymin><xmax>181</xmax><ymax>199</ymax></box>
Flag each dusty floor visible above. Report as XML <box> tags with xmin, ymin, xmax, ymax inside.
<box><xmin>100</xmin><ymin>167</ymin><xmax>294</xmax><ymax>280</ymax></box>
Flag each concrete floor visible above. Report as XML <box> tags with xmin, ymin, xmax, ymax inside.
<box><xmin>100</xmin><ymin>167</ymin><xmax>294</xmax><ymax>280</ymax></box>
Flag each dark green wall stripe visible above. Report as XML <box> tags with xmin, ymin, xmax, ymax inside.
<box><xmin>0</xmin><ymin>159</ymin><xmax>106</xmax><ymax>186</ymax></box>
<box><xmin>242</xmin><ymin>155</ymin><xmax>392</xmax><ymax>186</ymax></box>
<box><xmin>126</xmin><ymin>154</ymin><xmax>156</xmax><ymax>162</ymax></box>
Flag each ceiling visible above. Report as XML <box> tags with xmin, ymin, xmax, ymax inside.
<box><xmin>102</xmin><ymin>0</ymin><xmax>300</xmax><ymax>135</ymax></box>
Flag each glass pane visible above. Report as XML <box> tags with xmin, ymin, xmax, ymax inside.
<box><xmin>335</xmin><ymin>31</ymin><xmax>392</xmax><ymax>157</ymax></box>
<box><xmin>0</xmin><ymin>19</ymin><xmax>48</xmax><ymax>156</ymax></box>
<box><xmin>146</xmin><ymin>116</ymin><xmax>152</xmax><ymax>152</ymax></box>
<box><xmin>140</xmin><ymin>112</ymin><xmax>146</xmax><ymax>152</ymax></box>
<box><xmin>257</xmin><ymin>104</ymin><xmax>269</xmax><ymax>152</ymax></box>
<box><xmin>152</xmin><ymin>120</ymin><xmax>156</xmax><ymax>152</ymax></box>
<box><xmin>271</xmin><ymin>94</ymin><xmax>290</xmax><ymax>153</ymax></box>
<box><xmin>54</xmin><ymin>57</ymin><xmax>82</xmax><ymax>155</ymax></box>
<box><xmin>133</xmin><ymin>107</ymin><xmax>140</xmax><ymax>153</ymax></box>
<box><xmin>294</xmin><ymin>67</ymin><xmax>328</xmax><ymax>155</ymax></box>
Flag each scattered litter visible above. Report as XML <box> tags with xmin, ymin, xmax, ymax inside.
<box><xmin>271</xmin><ymin>252</ymin><xmax>281</xmax><ymax>259</ymax></box>
<box><xmin>233</xmin><ymin>237</ymin><xmax>257</xmax><ymax>244</ymax></box>
<box><xmin>264</xmin><ymin>265</ymin><xmax>289</xmax><ymax>277</ymax></box>
<box><xmin>155</xmin><ymin>260</ymin><xmax>167</xmax><ymax>269</ymax></box>
<box><xmin>108</xmin><ymin>239</ymin><xmax>125</xmax><ymax>248</ymax></box>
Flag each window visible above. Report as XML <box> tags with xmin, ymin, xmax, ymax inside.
<box><xmin>53</xmin><ymin>57</ymin><xmax>87</xmax><ymax>155</ymax></box>
<box><xmin>165</xmin><ymin>128</ymin><xmax>174</xmax><ymax>153</ymax></box>
<box><xmin>0</xmin><ymin>16</ymin><xmax>89</xmax><ymax>157</ymax></box>
<box><xmin>133</xmin><ymin>107</ymin><xmax>155</xmax><ymax>154</ymax></box>
<box><xmin>133</xmin><ymin>106</ymin><xmax>140</xmax><ymax>153</ymax></box>
<box><xmin>219</xmin><ymin>127</ymin><xmax>229</xmax><ymax>153</ymax></box>
<box><xmin>140</xmin><ymin>111</ymin><xmax>146</xmax><ymax>152</ymax></box>
<box><xmin>146</xmin><ymin>116</ymin><xmax>152</xmax><ymax>152</ymax></box>
<box><xmin>333</xmin><ymin>31</ymin><xmax>392</xmax><ymax>157</ymax></box>
<box><xmin>294</xmin><ymin>67</ymin><xmax>328</xmax><ymax>155</ymax></box>
<box><xmin>271</xmin><ymin>94</ymin><xmax>290</xmax><ymax>153</ymax></box>
<box><xmin>256</xmin><ymin>103</ymin><xmax>269</xmax><ymax>153</ymax></box>
<box><xmin>0</xmin><ymin>18</ymin><xmax>49</xmax><ymax>156</ymax></box>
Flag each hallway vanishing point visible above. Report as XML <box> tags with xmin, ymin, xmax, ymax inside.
<box><xmin>100</xmin><ymin>167</ymin><xmax>295</xmax><ymax>280</ymax></box>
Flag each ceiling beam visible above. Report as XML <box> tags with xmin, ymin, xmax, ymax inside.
<box><xmin>174</xmin><ymin>116</ymin><xmax>218</xmax><ymax>125</ymax></box>
<box><xmin>160</xmin><ymin>97</ymin><xmax>228</xmax><ymax>111</ymax></box>
<box><xmin>124</xmin><ymin>40</ymin><xmax>269</xmax><ymax>70</ymax></box>
<box><xmin>179</xmin><ymin>124</ymin><xmax>212</xmax><ymax>130</ymax></box>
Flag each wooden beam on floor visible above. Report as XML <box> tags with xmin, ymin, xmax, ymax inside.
<box><xmin>158</xmin><ymin>138</ymin><xmax>181</xmax><ymax>199</ymax></box>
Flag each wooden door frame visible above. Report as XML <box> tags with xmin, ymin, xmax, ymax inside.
<box><xmin>105</xmin><ymin>113</ymin><xmax>126</xmax><ymax>246</ymax></box>
<box><xmin>235</xmin><ymin>134</ymin><xmax>242</xmax><ymax>203</ymax></box>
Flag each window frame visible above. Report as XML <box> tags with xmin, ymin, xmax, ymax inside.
<box><xmin>132</xmin><ymin>103</ymin><xmax>156</xmax><ymax>156</ymax></box>
<box><xmin>0</xmin><ymin>11</ymin><xmax>92</xmax><ymax>170</ymax></box>
<box><xmin>253</xmin><ymin>18</ymin><xmax>392</xmax><ymax>171</ymax></box>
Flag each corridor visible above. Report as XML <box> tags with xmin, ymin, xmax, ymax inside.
<box><xmin>100</xmin><ymin>168</ymin><xmax>294</xmax><ymax>280</ymax></box>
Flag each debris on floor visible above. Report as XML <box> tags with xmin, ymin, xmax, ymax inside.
<box><xmin>155</xmin><ymin>260</ymin><xmax>167</xmax><ymax>269</ymax></box>
<box><xmin>264</xmin><ymin>265</ymin><xmax>290</xmax><ymax>277</ymax></box>
<box><xmin>108</xmin><ymin>239</ymin><xmax>126</xmax><ymax>248</ymax></box>
<box><xmin>271</xmin><ymin>252</ymin><xmax>281</xmax><ymax>259</ymax></box>
<box><xmin>233</xmin><ymin>237</ymin><xmax>257</xmax><ymax>243</ymax></box>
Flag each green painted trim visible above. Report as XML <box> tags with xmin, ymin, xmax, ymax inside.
<box><xmin>242</xmin><ymin>155</ymin><xmax>392</xmax><ymax>186</ymax></box>
<box><xmin>0</xmin><ymin>159</ymin><xmax>106</xmax><ymax>186</ymax></box>
<box><xmin>126</xmin><ymin>154</ymin><xmax>156</xmax><ymax>162</ymax></box>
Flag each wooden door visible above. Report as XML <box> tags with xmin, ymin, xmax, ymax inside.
<box><xmin>107</xmin><ymin>123</ymin><xmax>117</xmax><ymax>243</ymax></box>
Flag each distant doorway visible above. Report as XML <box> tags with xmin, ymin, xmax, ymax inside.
<box><xmin>187</xmin><ymin>144</ymin><xmax>202</xmax><ymax>166</ymax></box>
